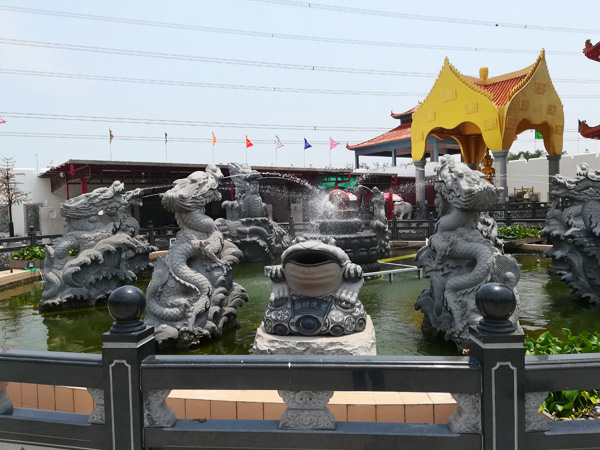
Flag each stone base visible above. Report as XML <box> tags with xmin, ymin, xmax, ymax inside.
<box><xmin>252</xmin><ymin>316</ymin><xmax>377</xmax><ymax>356</ymax></box>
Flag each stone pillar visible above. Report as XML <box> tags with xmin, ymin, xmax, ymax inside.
<box><xmin>493</xmin><ymin>150</ymin><xmax>509</xmax><ymax>203</ymax></box>
<box><xmin>432</xmin><ymin>138</ymin><xmax>439</xmax><ymax>162</ymax></box>
<box><xmin>468</xmin><ymin>283</ymin><xmax>526</xmax><ymax>450</ymax></box>
<box><xmin>392</xmin><ymin>149</ymin><xmax>397</xmax><ymax>167</ymax></box>
<box><xmin>101</xmin><ymin>285</ymin><xmax>170</xmax><ymax>450</ymax></box>
<box><xmin>547</xmin><ymin>154</ymin><xmax>561</xmax><ymax>200</ymax></box>
<box><xmin>414</xmin><ymin>160</ymin><xmax>427</xmax><ymax>206</ymax></box>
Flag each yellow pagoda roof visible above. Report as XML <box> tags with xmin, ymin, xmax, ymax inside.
<box><xmin>411</xmin><ymin>49</ymin><xmax>563</xmax><ymax>163</ymax></box>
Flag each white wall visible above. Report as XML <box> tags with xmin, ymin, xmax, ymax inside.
<box><xmin>9</xmin><ymin>169</ymin><xmax>64</xmax><ymax>236</ymax></box>
<box><xmin>506</xmin><ymin>153</ymin><xmax>600</xmax><ymax>203</ymax></box>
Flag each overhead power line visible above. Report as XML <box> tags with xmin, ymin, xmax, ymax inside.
<box><xmin>0</xmin><ymin>131</ymin><xmax>585</xmax><ymax>145</ymax></box>
<box><xmin>247</xmin><ymin>0</ymin><xmax>600</xmax><ymax>35</ymax></box>
<box><xmin>0</xmin><ymin>131</ymin><xmax>347</xmax><ymax>146</ymax></box>
<box><xmin>1</xmin><ymin>39</ymin><xmax>595</xmax><ymax>81</ymax></box>
<box><xmin>1</xmin><ymin>112</ymin><xmax>389</xmax><ymax>132</ymax></box>
<box><xmin>1</xmin><ymin>69</ymin><xmax>597</xmax><ymax>96</ymax></box>
<box><xmin>0</xmin><ymin>68</ymin><xmax>427</xmax><ymax>97</ymax></box>
<box><xmin>0</xmin><ymin>38</ymin><xmax>438</xmax><ymax>77</ymax></box>
<box><xmin>0</xmin><ymin>5</ymin><xmax>582</xmax><ymax>55</ymax></box>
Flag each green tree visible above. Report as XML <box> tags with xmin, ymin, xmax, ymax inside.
<box><xmin>0</xmin><ymin>156</ymin><xmax>29</xmax><ymax>237</ymax></box>
<box><xmin>508</xmin><ymin>150</ymin><xmax>545</xmax><ymax>161</ymax></box>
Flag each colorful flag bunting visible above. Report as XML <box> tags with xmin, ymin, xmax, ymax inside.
<box><xmin>329</xmin><ymin>137</ymin><xmax>339</xmax><ymax>150</ymax></box>
<box><xmin>275</xmin><ymin>135</ymin><xmax>284</xmax><ymax>149</ymax></box>
<box><xmin>0</xmin><ymin>113</ymin><xmax>6</xmax><ymax>124</ymax></box>
<box><xmin>304</xmin><ymin>138</ymin><xmax>312</xmax><ymax>150</ymax></box>
<box><xmin>109</xmin><ymin>128</ymin><xmax>114</xmax><ymax>143</ymax></box>
<box><xmin>246</xmin><ymin>135</ymin><xmax>254</xmax><ymax>148</ymax></box>
<box><xmin>212</xmin><ymin>132</ymin><xmax>216</xmax><ymax>146</ymax></box>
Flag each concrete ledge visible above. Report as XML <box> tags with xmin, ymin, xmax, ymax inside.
<box><xmin>150</xmin><ymin>250</ymin><xmax>168</xmax><ymax>262</ymax></box>
<box><xmin>0</xmin><ymin>269</ymin><xmax>42</xmax><ymax>291</ymax></box>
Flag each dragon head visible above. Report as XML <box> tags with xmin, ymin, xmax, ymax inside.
<box><xmin>435</xmin><ymin>155</ymin><xmax>499</xmax><ymax>211</ymax></box>
<box><xmin>61</xmin><ymin>181</ymin><xmax>127</xmax><ymax>219</ymax></box>
<box><xmin>161</xmin><ymin>165</ymin><xmax>223</xmax><ymax>213</ymax></box>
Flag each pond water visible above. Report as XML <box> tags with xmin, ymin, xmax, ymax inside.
<box><xmin>2</xmin><ymin>253</ymin><xmax>600</xmax><ymax>356</ymax></box>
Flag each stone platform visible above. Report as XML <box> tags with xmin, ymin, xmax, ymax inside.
<box><xmin>253</xmin><ymin>316</ymin><xmax>377</xmax><ymax>356</ymax></box>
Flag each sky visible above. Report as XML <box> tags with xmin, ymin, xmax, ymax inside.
<box><xmin>1</xmin><ymin>0</ymin><xmax>600</xmax><ymax>172</ymax></box>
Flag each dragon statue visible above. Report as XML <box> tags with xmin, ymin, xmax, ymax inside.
<box><xmin>263</xmin><ymin>238</ymin><xmax>368</xmax><ymax>336</ymax></box>
<box><xmin>144</xmin><ymin>165</ymin><xmax>249</xmax><ymax>349</ymax></box>
<box><xmin>542</xmin><ymin>163</ymin><xmax>600</xmax><ymax>303</ymax></box>
<box><xmin>39</xmin><ymin>181</ymin><xmax>157</xmax><ymax>312</ymax></box>
<box><xmin>216</xmin><ymin>162</ymin><xmax>291</xmax><ymax>263</ymax></box>
<box><xmin>414</xmin><ymin>155</ymin><xmax>521</xmax><ymax>348</ymax></box>
<box><xmin>370</xmin><ymin>187</ymin><xmax>391</xmax><ymax>258</ymax></box>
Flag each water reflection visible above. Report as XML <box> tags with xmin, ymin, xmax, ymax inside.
<box><xmin>1</xmin><ymin>253</ymin><xmax>598</xmax><ymax>356</ymax></box>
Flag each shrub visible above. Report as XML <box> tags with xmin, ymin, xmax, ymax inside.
<box><xmin>525</xmin><ymin>329</ymin><xmax>600</xmax><ymax>419</ymax></box>
<box><xmin>498</xmin><ymin>225</ymin><xmax>540</xmax><ymax>240</ymax></box>
<box><xmin>11</xmin><ymin>246</ymin><xmax>45</xmax><ymax>261</ymax></box>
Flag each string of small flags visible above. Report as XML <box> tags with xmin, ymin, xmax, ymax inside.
<box><xmin>106</xmin><ymin>131</ymin><xmax>342</xmax><ymax>149</ymax></box>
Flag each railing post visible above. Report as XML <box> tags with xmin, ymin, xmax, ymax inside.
<box><xmin>505</xmin><ymin>203</ymin><xmax>512</xmax><ymax>226</ymax></box>
<box><xmin>468</xmin><ymin>283</ymin><xmax>525</xmax><ymax>449</ymax></box>
<box><xmin>102</xmin><ymin>286</ymin><xmax>156</xmax><ymax>450</ymax></box>
<box><xmin>428</xmin><ymin>211</ymin><xmax>435</xmax><ymax>237</ymax></box>
<box><xmin>28</xmin><ymin>226</ymin><xmax>37</xmax><ymax>247</ymax></box>
<box><xmin>147</xmin><ymin>220</ymin><xmax>155</xmax><ymax>247</ymax></box>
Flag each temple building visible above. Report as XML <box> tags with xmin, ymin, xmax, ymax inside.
<box><xmin>348</xmin><ymin>50</ymin><xmax>564</xmax><ymax>206</ymax></box>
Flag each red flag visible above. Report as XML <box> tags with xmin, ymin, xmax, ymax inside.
<box><xmin>246</xmin><ymin>135</ymin><xmax>254</xmax><ymax>148</ymax></box>
<box><xmin>0</xmin><ymin>112</ymin><xmax>5</xmax><ymax>124</ymax></box>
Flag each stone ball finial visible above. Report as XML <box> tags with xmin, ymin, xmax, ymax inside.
<box><xmin>107</xmin><ymin>285</ymin><xmax>146</xmax><ymax>334</ymax></box>
<box><xmin>480</xmin><ymin>66</ymin><xmax>489</xmax><ymax>80</ymax></box>
<box><xmin>475</xmin><ymin>283</ymin><xmax>516</xmax><ymax>334</ymax></box>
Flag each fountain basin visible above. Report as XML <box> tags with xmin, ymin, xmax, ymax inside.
<box><xmin>1</xmin><ymin>253</ymin><xmax>597</xmax><ymax>356</ymax></box>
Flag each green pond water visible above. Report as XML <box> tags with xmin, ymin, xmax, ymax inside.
<box><xmin>1</xmin><ymin>253</ymin><xmax>598</xmax><ymax>356</ymax></box>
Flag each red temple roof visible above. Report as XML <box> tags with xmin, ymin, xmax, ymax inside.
<box><xmin>471</xmin><ymin>75</ymin><xmax>527</xmax><ymax>107</ymax></box>
<box><xmin>347</xmin><ymin>122</ymin><xmax>412</xmax><ymax>150</ymax></box>
<box><xmin>390</xmin><ymin>106</ymin><xmax>418</xmax><ymax>120</ymax></box>
<box><xmin>579</xmin><ymin>120</ymin><xmax>600</xmax><ymax>140</ymax></box>
<box><xmin>584</xmin><ymin>40</ymin><xmax>600</xmax><ymax>62</ymax></box>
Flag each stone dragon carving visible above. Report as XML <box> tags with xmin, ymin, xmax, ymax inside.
<box><xmin>39</xmin><ymin>181</ymin><xmax>156</xmax><ymax>312</ymax></box>
<box><xmin>216</xmin><ymin>162</ymin><xmax>291</xmax><ymax>262</ymax></box>
<box><xmin>414</xmin><ymin>155</ymin><xmax>521</xmax><ymax>347</ymax></box>
<box><xmin>144</xmin><ymin>166</ymin><xmax>249</xmax><ymax>348</ymax></box>
<box><xmin>542</xmin><ymin>163</ymin><xmax>600</xmax><ymax>303</ymax></box>
<box><xmin>369</xmin><ymin>187</ymin><xmax>391</xmax><ymax>259</ymax></box>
